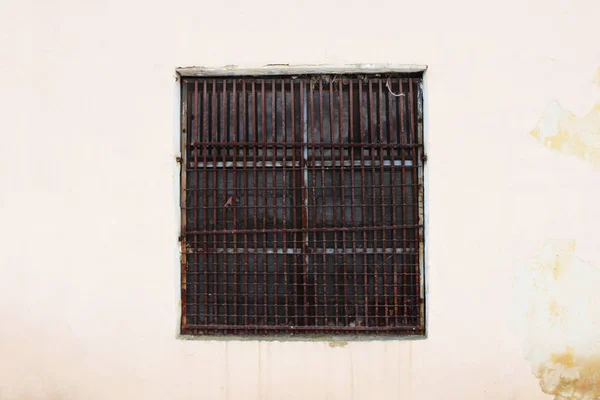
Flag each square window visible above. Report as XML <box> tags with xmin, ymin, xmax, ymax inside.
<box><xmin>180</xmin><ymin>74</ymin><xmax>425</xmax><ymax>336</ymax></box>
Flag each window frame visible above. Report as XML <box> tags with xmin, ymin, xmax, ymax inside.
<box><xmin>175</xmin><ymin>65</ymin><xmax>427</xmax><ymax>340</ymax></box>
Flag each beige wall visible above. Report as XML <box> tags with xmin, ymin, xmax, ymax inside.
<box><xmin>2</xmin><ymin>0</ymin><xmax>600</xmax><ymax>399</ymax></box>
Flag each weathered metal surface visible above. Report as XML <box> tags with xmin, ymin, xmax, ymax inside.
<box><xmin>180</xmin><ymin>75</ymin><xmax>425</xmax><ymax>336</ymax></box>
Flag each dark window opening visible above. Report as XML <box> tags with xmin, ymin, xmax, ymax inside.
<box><xmin>180</xmin><ymin>74</ymin><xmax>425</xmax><ymax>336</ymax></box>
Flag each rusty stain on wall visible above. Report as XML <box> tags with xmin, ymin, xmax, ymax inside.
<box><xmin>530</xmin><ymin>69</ymin><xmax>600</xmax><ymax>164</ymax></box>
<box><xmin>513</xmin><ymin>239</ymin><xmax>600</xmax><ymax>399</ymax></box>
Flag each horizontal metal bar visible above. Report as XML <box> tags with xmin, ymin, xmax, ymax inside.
<box><xmin>177</xmin><ymin>64</ymin><xmax>428</xmax><ymax>77</ymax></box>
<box><xmin>185</xmin><ymin>247</ymin><xmax>418</xmax><ymax>255</ymax></box>
<box><xmin>187</xmin><ymin>160</ymin><xmax>415</xmax><ymax>168</ymax></box>
<box><xmin>182</xmin><ymin>324</ymin><xmax>422</xmax><ymax>331</ymax></box>
<box><xmin>188</xmin><ymin>142</ymin><xmax>421</xmax><ymax>148</ymax></box>
<box><xmin>184</xmin><ymin>273</ymin><xmax>421</xmax><ymax>277</ymax></box>
<box><xmin>185</xmin><ymin>297</ymin><xmax>421</xmax><ymax>306</ymax></box>
<box><xmin>186</xmin><ymin>225</ymin><xmax>421</xmax><ymax>235</ymax></box>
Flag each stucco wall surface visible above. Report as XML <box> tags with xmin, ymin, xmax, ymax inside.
<box><xmin>1</xmin><ymin>0</ymin><xmax>600</xmax><ymax>398</ymax></box>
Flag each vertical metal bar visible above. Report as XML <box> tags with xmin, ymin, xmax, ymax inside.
<box><xmin>318</xmin><ymin>80</ymin><xmax>328</xmax><ymax>324</ymax></box>
<box><xmin>323</xmin><ymin>80</ymin><xmax>340</xmax><ymax>326</ymax></box>
<box><xmin>202</xmin><ymin>81</ymin><xmax>218</xmax><ymax>323</ymax></box>
<box><xmin>261</xmin><ymin>80</ymin><xmax>268</xmax><ymax>322</ymax></box>
<box><xmin>301</xmin><ymin>81</ymin><xmax>309</xmax><ymax>326</ymax></box>
<box><xmin>215</xmin><ymin>80</ymin><xmax>223</xmax><ymax>324</ymax></box>
<box><xmin>251</xmin><ymin>82</ymin><xmax>259</xmax><ymax>325</ymax></box>
<box><xmin>192</xmin><ymin>82</ymin><xmax>199</xmax><ymax>325</ymax></box>
<box><xmin>241</xmin><ymin>80</ymin><xmax>250</xmax><ymax>327</ymax></box>
<box><xmin>223</xmin><ymin>80</ymin><xmax>232</xmax><ymax>324</ymax></box>
<box><xmin>271</xmin><ymin>80</ymin><xmax>279</xmax><ymax>324</ymax></box>
<box><xmin>349</xmin><ymin>80</ymin><xmax>360</xmax><ymax>322</ymax></box>
<box><xmin>309</xmin><ymin>81</ymin><xmax>319</xmax><ymax>326</ymax></box>
<box><xmin>368</xmin><ymin>80</ymin><xmax>379</xmax><ymax>325</ymax></box>
<box><xmin>387</xmin><ymin>79</ymin><xmax>399</xmax><ymax>325</ymax></box>
<box><xmin>328</xmin><ymin>81</ymin><xmax>339</xmax><ymax>325</ymax></box>
<box><xmin>417</xmin><ymin>77</ymin><xmax>425</xmax><ymax>331</ymax></box>
<box><xmin>398</xmin><ymin>78</ymin><xmax>408</xmax><ymax>322</ymax></box>
<box><xmin>180</xmin><ymin>81</ymin><xmax>189</xmax><ymax>329</ymax></box>
<box><xmin>378</xmin><ymin>79</ymin><xmax>389</xmax><ymax>325</ymax></box>
<box><xmin>205</xmin><ymin>81</ymin><xmax>216</xmax><ymax>324</ymax></box>
<box><xmin>280</xmin><ymin>79</ymin><xmax>289</xmax><ymax>325</ymax></box>
<box><xmin>358</xmin><ymin>81</ymin><xmax>368</xmax><ymax>326</ymax></box>
<box><xmin>199</xmin><ymin>82</ymin><xmax>209</xmax><ymax>326</ymax></box>
<box><xmin>409</xmin><ymin>78</ymin><xmax>420</xmax><ymax>326</ymax></box>
<box><xmin>338</xmin><ymin>80</ymin><xmax>348</xmax><ymax>325</ymax></box>
<box><xmin>221</xmin><ymin>79</ymin><xmax>228</xmax><ymax>325</ymax></box>
<box><xmin>290</xmin><ymin>80</ymin><xmax>298</xmax><ymax>325</ymax></box>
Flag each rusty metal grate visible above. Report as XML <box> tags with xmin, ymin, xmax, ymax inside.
<box><xmin>180</xmin><ymin>74</ymin><xmax>425</xmax><ymax>336</ymax></box>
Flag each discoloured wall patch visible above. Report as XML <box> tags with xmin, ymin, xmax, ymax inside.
<box><xmin>513</xmin><ymin>239</ymin><xmax>600</xmax><ymax>399</ymax></box>
<box><xmin>530</xmin><ymin>68</ymin><xmax>600</xmax><ymax>164</ymax></box>
<box><xmin>537</xmin><ymin>349</ymin><xmax>600</xmax><ymax>399</ymax></box>
<box><xmin>530</xmin><ymin>101</ymin><xmax>600</xmax><ymax>163</ymax></box>
<box><xmin>328</xmin><ymin>341</ymin><xmax>349</xmax><ymax>348</ymax></box>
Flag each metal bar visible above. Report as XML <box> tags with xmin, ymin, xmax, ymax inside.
<box><xmin>319</xmin><ymin>80</ymin><xmax>328</xmax><ymax>324</ymax></box>
<box><xmin>417</xmin><ymin>79</ymin><xmax>427</xmax><ymax>329</ymax></box>
<box><xmin>409</xmin><ymin>78</ymin><xmax>420</xmax><ymax>327</ymax></box>
<box><xmin>338</xmin><ymin>80</ymin><xmax>348</xmax><ymax>325</ymax></box>
<box><xmin>358</xmin><ymin>80</ymin><xmax>369</xmax><ymax>326</ymax></box>
<box><xmin>368</xmin><ymin>80</ymin><xmax>379</xmax><ymax>325</ymax></box>
<box><xmin>309</xmin><ymin>81</ymin><xmax>318</xmax><ymax>326</ymax></box>
<box><xmin>378</xmin><ymin>79</ymin><xmax>389</xmax><ymax>325</ymax></box>
<box><xmin>399</xmin><ymin>77</ymin><xmax>409</xmax><ymax>323</ymax></box>
<box><xmin>301</xmin><ymin>81</ymin><xmax>309</xmax><ymax>327</ymax></box>
<box><xmin>198</xmin><ymin>81</ymin><xmax>209</xmax><ymax>325</ymax></box>
<box><xmin>329</xmin><ymin>81</ymin><xmax>339</xmax><ymax>325</ymax></box>
<box><xmin>187</xmin><ymin>247</ymin><xmax>418</xmax><ymax>255</ymax></box>
<box><xmin>180</xmin><ymin>290</ymin><xmax>417</xmax><ymax>300</ymax></box>
<box><xmin>349</xmin><ymin>80</ymin><xmax>360</xmax><ymax>322</ymax></box>
<box><xmin>183</xmin><ymin>324</ymin><xmax>422</xmax><ymax>332</ymax></box>
<box><xmin>188</xmin><ymin>141</ymin><xmax>420</xmax><ymax>148</ymax></box>
<box><xmin>261</xmin><ymin>80</ymin><xmax>268</xmax><ymax>323</ymax></box>
<box><xmin>185</xmin><ymin>275</ymin><xmax>420</xmax><ymax>281</ymax></box>
<box><xmin>241</xmin><ymin>80</ymin><xmax>250</xmax><ymax>328</ymax></box>
<box><xmin>251</xmin><ymin>81</ymin><xmax>259</xmax><ymax>325</ymax></box>
<box><xmin>281</xmin><ymin>79</ymin><xmax>289</xmax><ymax>325</ymax></box>
<box><xmin>271</xmin><ymin>79</ymin><xmax>278</xmax><ymax>325</ymax></box>
<box><xmin>221</xmin><ymin>79</ymin><xmax>228</xmax><ymax>324</ymax></box>
<box><xmin>192</xmin><ymin>189</ymin><xmax>417</xmax><ymax>197</ymax></box>
<box><xmin>180</xmin><ymin>81</ymin><xmax>189</xmax><ymax>328</ymax></box>
<box><xmin>215</xmin><ymin>80</ymin><xmax>222</xmax><ymax>324</ymax></box>
<box><xmin>187</xmin><ymin>225</ymin><xmax>420</xmax><ymax>236</ymax></box>
<box><xmin>388</xmin><ymin>78</ymin><xmax>399</xmax><ymax>325</ymax></box>
<box><xmin>191</xmin><ymin>81</ymin><xmax>199</xmax><ymax>325</ymax></box>
<box><xmin>290</xmin><ymin>79</ymin><xmax>299</xmax><ymax>325</ymax></box>
<box><xmin>417</xmin><ymin>78</ymin><xmax>426</xmax><ymax>331</ymax></box>
<box><xmin>187</xmin><ymin>160</ymin><xmax>414</xmax><ymax>168</ymax></box>
<box><xmin>204</xmin><ymin>81</ymin><xmax>216</xmax><ymax>324</ymax></box>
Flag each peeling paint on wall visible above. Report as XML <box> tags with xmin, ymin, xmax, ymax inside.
<box><xmin>530</xmin><ymin>69</ymin><xmax>600</xmax><ymax>164</ymax></box>
<box><xmin>530</xmin><ymin>101</ymin><xmax>600</xmax><ymax>163</ymax></box>
<box><xmin>513</xmin><ymin>239</ymin><xmax>600</xmax><ymax>399</ymax></box>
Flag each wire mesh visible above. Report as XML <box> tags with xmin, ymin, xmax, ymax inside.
<box><xmin>181</xmin><ymin>75</ymin><xmax>424</xmax><ymax>336</ymax></box>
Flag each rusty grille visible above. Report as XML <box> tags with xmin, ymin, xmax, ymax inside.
<box><xmin>180</xmin><ymin>74</ymin><xmax>424</xmax><ymax>336</ymax></box>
